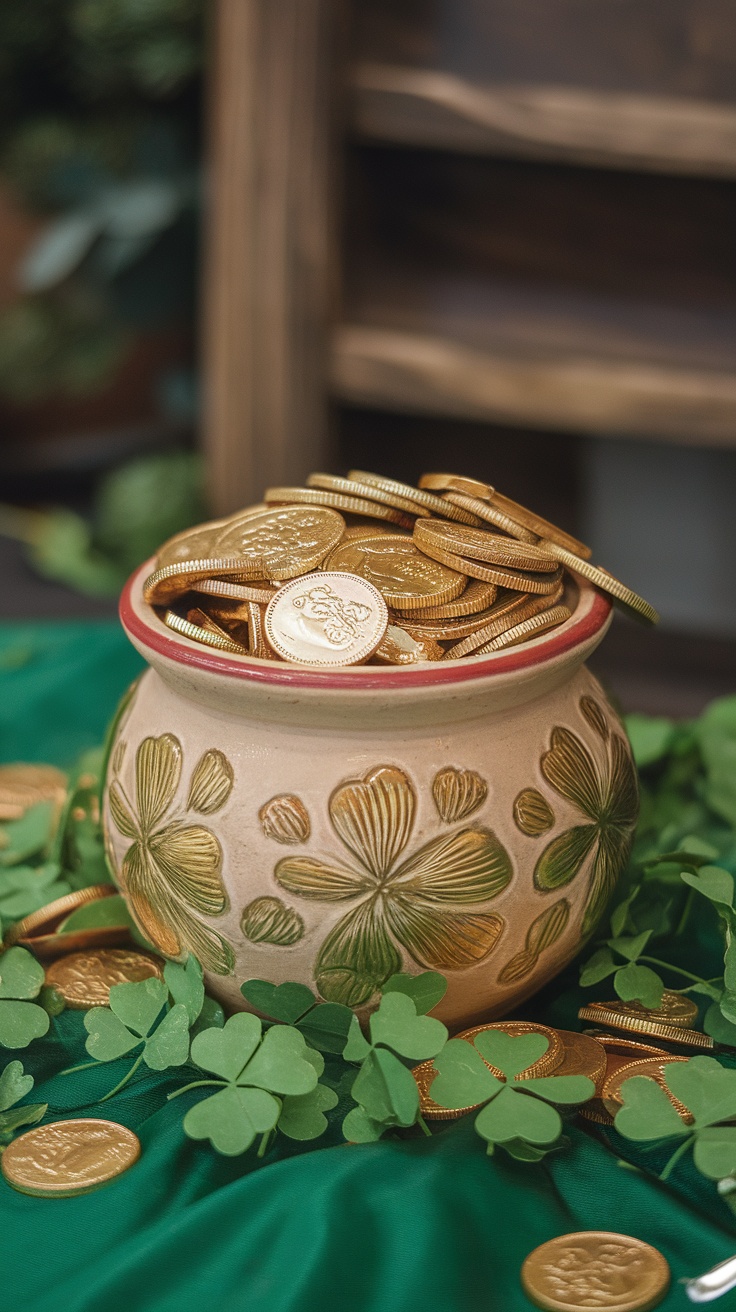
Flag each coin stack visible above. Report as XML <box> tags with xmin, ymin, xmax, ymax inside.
<box><xmin>142</xmin><ymin>470</ymin><xmax>658</xmax><ymax>668</ymax></box>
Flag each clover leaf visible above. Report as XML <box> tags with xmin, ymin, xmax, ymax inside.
<box><xmin>164</xmin><ymin>955</ymin><xmax>204</xmax><ymax>1025</ymax></box>
<box><xmin>0</xmin><ymin>802</ymin><xmax>55</xmax><ymax>867</ymax></box>
<box><xmin>381</xmin><ymin>972</ymin><xmax>447</xmax><ymax>1015</ymax></box>
<box><xmin>83</xmin><ymin>977</ymin><xmax>190</xmax><ymax>1097</ymax></box>
<box><xmin>0</xmin><ymin>947</ymin><xmax>50</xmax><ymax>1048</ymax></box>
<box><xmin>0</xmin><ymin>1060</ymin><xmax>47</xmax><ymax>1143</ymax></box>
<box><xmin>342</xmin><ymin>991</ymin><xmax>448</xmax><ymax>1142</ymax></box>
<box><xmin>431</xmin><ymin>1030</ymin><xmax>594</xmax><ymax>1159</ymax></box>
<box><xmin>0</xmin><ymin>863</ymin><xmax>70</xmax><ymax>921</ymax></box>
<box><xmin>240</xmin><ymin>979</ymin><xmax>353</xmax><ymax>1055</ymax></box>
<box><xmin>615</xmin><ymin>1057</ymin><xmax>736</xmax><ymax>1181</ymax></box>
<box><xmin>175</xmin><ymin>1012</ymin><xmax>330</xmax><ymax>1156</ymax></box>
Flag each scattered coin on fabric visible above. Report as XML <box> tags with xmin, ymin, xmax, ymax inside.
<box><xmin>2</xmin><ymin>1119</ymin><xmax>141</xmax><ymax>1197</ymax></box>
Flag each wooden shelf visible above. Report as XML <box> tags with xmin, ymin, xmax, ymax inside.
<box><xmin>331</xmin><ymin>263</ymin><xmax>736</xmax><ymax>444</ymax></box>
<box><xmin>350</xmin><ymin>62</ymin><xmax>736</xmax><ymax>179</ymax></box>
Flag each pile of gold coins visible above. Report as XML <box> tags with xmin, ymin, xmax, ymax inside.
<box><xmin>142</xmin><ymin>470</ymin><xmax>658</xmax><ymax>668</ymax></box>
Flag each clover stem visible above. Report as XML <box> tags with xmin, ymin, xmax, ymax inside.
<box><xmin>416</xmin><ymin>1115</ymin><xmax>432</xmax><ymax>1138</ymax></box>
<box><xmin>675</xmin><ymin>888</ymin><xmax>695</xmax><ymax>937</ymax></box>
<box><xmin>660</xmin><ymin>1134</ymin><xmax>695</xmax><ymax>1181</ymax></box>
<box><xmin>167</xmin><ymin>1080</ymin><xmax>226</xmax><ymax>1101</ymax></box>
<box><xmin>638</xmin><ymin>957</ymin><xmax>714</xmax><ymax>987</ymax></box>
<box><xmin>59</xmin><ymin>1060</ymin><xmax>101</xmax><ymax>1076</ymax></box>
<box><xmin>257</xmin><ymin>1131</ymin><xmax>272</xmax><ymax>1158</ymax></box>
<box><xmin>99</xmin><ymin>1049</ymin><xmax>145</xmax><ymax>1103</ymax></box>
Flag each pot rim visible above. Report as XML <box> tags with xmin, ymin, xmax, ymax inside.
<box><xmin>121</xmin><ymin>560</ymin><xmax>612</xmax><ymax>692</ymax></box>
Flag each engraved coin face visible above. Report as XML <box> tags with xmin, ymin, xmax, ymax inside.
<box><xmin>264</xmin><ymin>571</ymin><xmax>388</xmax><ymax>666</ymax></box>
<box><xmin>2</xmin><ymin>1119</ymin><xmax>141</xmax><ymax>1197</ymax></box>
<box><xmin>45</xmin><ymin>948</ymin><xmax>164</xmax><ymax>1009</ymax></box>
<box><xmin>521</xmin><ymin>1232</ymin><xmax>670</xmax><ymax>1312</ymax></box>
<box><xmin>214</xmin><ymin>506</ymin><xmax>345</xmax><ymax>580</ymax></box>
<box><xmin>604</xmin><ymin>991</ymin><xmax>698</xmax><ymax>1028</ymax></box>
<box><xmin>326</xmin><ymin>535</ymin><xmax>466</xmax><ymax>609</ymax></box>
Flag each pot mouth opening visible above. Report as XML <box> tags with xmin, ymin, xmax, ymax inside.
<box><xmin>120</xmin><ymin>561</ymin><xmax>611</xmax><ymax>692</ymax></box>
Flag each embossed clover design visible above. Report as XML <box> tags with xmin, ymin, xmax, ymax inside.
<box><xmin>274</xmin><ymin>764</ymin><xmax>512</xmax><ymax>1006</ymax></box>
<box><xmin>108</xmin><ymin>735</ymin><xmax>235</xmax><ymax>973</ymax></box>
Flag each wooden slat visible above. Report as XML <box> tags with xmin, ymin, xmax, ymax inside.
<box><xmin>331</xmin><ymin>324</ymin><xmax>736</xmax><ymax>446</ymax></box>
<box><xmin>202</xmin><ymin>0</ymin><xmax>339</xmax><ymax>515</ymax></box>
<box><xmin>351</xmin><ymin>63</ymin><xmax>736</xmax><ymax>178</ymax></box>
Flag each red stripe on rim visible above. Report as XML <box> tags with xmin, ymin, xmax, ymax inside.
<box><xmin>120</xmin><ymin>562</ymin><xmax>611</xmax><ymax>691</ymax></box>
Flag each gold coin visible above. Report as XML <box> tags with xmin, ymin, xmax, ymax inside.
<box><xmin>414</xmin><ymin>1021</ymin><xmax>564</xmax><ymax>1120</ymax></box>
<box><xmin>2</xmin><ymin>1119</ymin><xmax>141</xmax><ymax>1197</ymax></box>
<box><xmin>263</xmin><ymin>487</ymin><xmax>413</xmax><ymax>531</ymax></box>
<box><xmin>475</xmin><ymin>604</ymin><xmax>571</xmax><ymax>652</ymax></box>
<box><xmin>419</xmin><ymin>472</ymin><xmax>496</xmax><ymax>500</ymax></box>
<box><xmin>601</xmin><ymin>1055</ymin><xmax>691</xmax><ymax>1120</ymax></box>
<box><xmin>399</xmin><ymin>603</ymin><xmax>522</xmax><ymax>643</ymax></box>
<box><xmin>419</xmin><ymin>474</ymin><xmax>592</xmax><ymax>559</ymax></box>
<box><xmin>372</xmin><ymin>625</ymin><xmax>444</xmax><ymax>664</ymax></box>
<box><xmin>245</xmin><ymin>600</ymin><xmax>270</xmax><ymax>659</ymax></box>
<box><xmin>164</xmin><ymin>609</ymin><xmax>249</xmax><ymax>654</ymax></box>
<box><xmin>325</xmin><ymin>535</ymin><xmax>466</xmax><ymax>610</ymax></box>
<box><xmin>441</xmin><ymin>490</ymin><xmax>541</xmax><ymax>543</ymax></box>
<box><xmin>413</xmin><ymin>534</ymin><xmax>564</xmax><ymax>593</ymax></box>
<box><xmin>306</xmin><ymin>472</ymin><xmax>431</xmax><ymax>518</ymax></box>
<box><xmin>264</xmin><ymin>571</ymin><xmax>388</xmax><ymax>667</ymax></box>
<box><xmin>553</xmin><ymin>1030</ymin><xmax>607</xmax><ymax>1092</ymax></box>
<box><xmin>414</xmin><ymin>519</ymin><xmax>559</xmax><ymax>571</ymax></box>
<box><xmin>143</xmin><ymin>558</ymin><xmax>264</xmax><ymax>606</ymax></box>
<box><xmin>340</xmin><ymin>523</ymin><xmax>407</xmax><ymax>540</ymax></box>
<box><xmin>601</xmin><ymin>992</ymin><xmax>698</xmax><ymax>1030</ymax></box>
<box><xmin>186</xmin><ymin>606</ymin><xmax>246</xmax><ymax>647</ymax></box>
<box><xmin>154</xmin><ymin>515</ymin><xmax>235</xmax><ymax>568</ymax></box>
<box><xmin>443</xmin><ymin>588</ymin><xmax>564</xmax><ymax>659</ymax></box>
<box><xmin>3</xmin><ymin>885</ymin><xmax>118</xmax><ymax>948</ymax></box>
<box><xmin>521</xmin><ymin>1232</ymin><xmax>669</xmax><ymax>1312</ymax></box>
<box><xmin>189</xmin><ymin>578</ymin><xmax>277</xmax><ymax>604</ymax></box>
<box><xmin>45</xmin><ymin>948</ymin><xmax>164</xmax><ymax>1009</ymax></box>
<box><xmin>577</xmin><ymin>1004</ymin><xmax>714</xmax><ymax>1050</ymax></box>
<box><xmin>590</xmin><ymin>1034</ymin><xmax>675</xmax><ymax>1060</ymax></box>
<box><xmin>538</xmin><ymin>540</ymin><xmax>659</xmax><ymax>625</ymax></box>
<box><xmin>348</xmin><ymin>470</ymin><xmax>482</xmax><ymax>525</ymax></box>
<box><xmin>214</xmin><ymin>505</ymin><xmax>346</xmax><ymax>580</ymax></box>
<box><xmin>394</xmin><ymin>578</ymin><xmax>497</xmax><ymax>619</ymax></box>
<box><xmin>0</xmin><ymin>763</ymin><xmax>67</xmax><ymax>822</ymax></box>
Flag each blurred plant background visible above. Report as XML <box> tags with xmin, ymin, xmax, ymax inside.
<box><xmin>0</xmin><ymin>0</ymin><xmax>206</xmax><ymax>597</ymax></box>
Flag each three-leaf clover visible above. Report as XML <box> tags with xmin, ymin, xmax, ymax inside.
<box><xmin>240</xmin><ymin>979</ymin><xmax>353</xmax><ymax>1054</ymax></box>
<box><xmin>615</xmin><ymin>1057</ymin><xmax>736</xmax><ymax>1181</ymax></box>
<box><xmin>175</xmin><ymin>1012</ymin><xmax>331</xmax><ymax>1155</ymax></box>
<box><xmin>342</xmin><ymin>990</ymin><xmax>447</xmax><ymax>1143</ymax></box>
<box><xmin>0</xmin><ymin>947</ymin><xmax>50</xmax><ymax>1048</ymax></box>
<box><xmin>0</xmin><ymin>1060</ymin><xmax>47</xmax><ymax>1143</ymax></box>
<box><xmin>431</xmin><ymin>1030</ymin><xmax>594</xmax><ymax>1160</ymax></box>
<box><xmin>0</xmin><ymin>863</ymin><xmax>70</xmax><ymax>922</ymax></box>
<box><xmin>84</xmin><ymin>977</ymin><xmax>190</xmax><ymax>1097</ymax></box>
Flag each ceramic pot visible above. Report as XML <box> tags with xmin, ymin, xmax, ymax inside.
<box><xmin>104</xmin><ymin>563</ymin><xmax>637</xmax><ymax>1029</ymax></box>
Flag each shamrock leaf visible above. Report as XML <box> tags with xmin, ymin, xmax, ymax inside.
<box><xmin>0</xmin><ymin>1003</ymin><xmax>50</xmax><ymax>1048</ymax></box>
<box><xmin>342</xmin><ymin>1106</ymin><xmax>385</xmax><ymax>1143</ymax></box>
<box><xmin>473</xmin><ymin>1030</ymin><xmax>549</xmax><ymax>1079</ymax></box>
<box><xmin>579</xmin><ymin>947</ymin><xmax>618</xmax><ymax>987</ymax></box>
<box><xmin>693</xmin><ymin>1128</ymin><xmax>736</xmax><ymax>1181</ymax></box>
<box><xmin>0</xmin><ymin>802</ymin><xmax>55</xmax><ymax>867</ymax></box>
<box><xmin>431</xmin><ymin>1038</ymin><xmax>501</xmax><ymax>1109</ymax></box>
<box><xmin>240</xmin><ymin>1025</ymin><xmax>319</xmax><ymax>1095</ymax></box>
<box><xmin>298</xmin><ymin>1003</ymin><xmax>353</xmax><ymax>1055</ymax></box>
<box><xmin>0</xmin><ymin>1059</ymin><xmax>34</xmax><ymax>1110</ymax></box>
<box><xmin>0</xmin><ymin>864</ymin><xmax>70</xmax><ymax>920</ymax></box>
<box><xmin>240</xmin><ymin>979</ymin><xmax>353</xmax><ymax>1055</ymax></box>
<box><xmin>0</xmin><ymin>1101</ymin><xmax>47</xmax><ymax>1141</ymax></box>
<box><xmin>368</xmin><ymin>992</ymin><xmax>447</xmax><ymax>1061</ymax></box>
<box><xmin>614</xmin><ymin>963</ymin><xmax>665</xmax><ymax>1010</ymax></box>
<box><xmin>0</xmin><ymin>948</ymin><xmax>49</xmax><ymax>1049</ymax></box>
<box><xmin>351</xmin><ymin>1047</ymin><xmax>420</xmax><ymax>1128</ymax></box>
<box><xmin>475</xmin><ymin>1084</ymin><xmax>562</xmax><ymax>1149</ymax></box>
<box><xmin>381</xmin><ymin>971</ymin><xmax>447</xmax><ymax>1014</ymax></box>
<box><xmin>615</xmin><ymin>1077</ymin><xmax>687</xmax><ymax>1142</ymax></box>
<box><xmin>278</xmin><ymin>1084</ymin><xmax>339</xmax><ymax>1140</ymax></box>
<box><xmin>164</xmin><ymin>955</ymin><xmax>204</xmax><ymax>1025</ymax></box>
<box><xmin>704</xmin><ymin>1005</ymin><xmax>736</xmax><ymax>1046</ymax></box>
<box><xmin>190</xmin><ymin>1012</ymin><xmax>262</xmax><ymax>1082</ymax></box>
<box><xmin>616</xmin><ymin>1058</ymin><xmax>736</xmax><ymax>1182</ymax></box>
<box><xmin>84</xmin><ymin>977</ymin><xmax>190</xmax><ymax>1078</ymax></box>
<box><xmin>0</xmin><ymin>948</ymin><xmax>45</xmax><ymax>999</ymax></box>
<box><xmin>85</xmin><ymin>1008</ymin><xmax>141</xmax><ymax>1062</ymax></box>
<box><xmin>183</xmin><ymin>1085</ymin><xmax>280</xmax><ymax>1155</ymax></box>
<box><xmin>144</xmin><ymin>1005</ymin><xmax>191</xmax><ymax>1070</ymax></box>
<box><xmin>607</xmin><ymin>931</ymin><xmax>651</xmax><ymax>962</ymax></box>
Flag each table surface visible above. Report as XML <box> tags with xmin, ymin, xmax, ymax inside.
<box><xmin>1</xmin><ymin>619</ymin><xmax>734</xmax><ymax>1312</ymax></box>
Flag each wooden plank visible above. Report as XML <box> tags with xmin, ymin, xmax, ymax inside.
<box><xmin>351</xmin><ymin>63</ymin><xmax>736</xmax><ymax>177</ymax></box>
<box><xmin>201</xmin><ymin>0</ymin><xmax>339</xmax><ymax>515</ymax></box>
<box><xmin>331</xmin><ymin>324</ymin><xmax>736</xmax><ymax>446</ymax></box>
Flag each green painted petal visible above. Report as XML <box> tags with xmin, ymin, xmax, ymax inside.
<box><xmin>392</xmin><ymin>826</ymin><xmax>512</xmax><ymax>903</ymax></box>
<box><xmin>162</xmin><ymin>893</ymin><xmax>235</xmax><ymax>975</ymax></box>
<box><xmin>143</xmin><ymin>1003</ymin><xmax>191</xmax><ymax>1070</ymax></box>
<box><xmin>316</xmin><ymin>897</ymin><xmax>401</xmax><ymax>1006</ymax></box>
<box><xmin>582</xmin><ymin>826</ymin><xmax>632</xmax><ymax>937</ymax></box>
<box><xmin>148</xmin><ymin>823</ymin><xmax>227</xmax><ymax>916</ymax></box>
<box><xmin>475</xmin><ymin>1084</ymin><xmax>561</xmax><ymax>1145</ymax></box>
<box><xmin>606</xmin><ymin>734</ymin><xmax>639</xmax><ymax>830</ymax></box>
<box><xmin>108</xmin><ymin>782</ymin><xmax>138</xmax><ymax>839</ymax></box>
<box><xmin>275</xmin><ymin>856</ymin><xmax>374</xmax><ymax>902</ymax></box>
<box><xmin>473</xmin><ymin>1029</ymin><xmax>550</xmax><ymax>1079</ymax></box>
<box><xmin>239</xmin><ymin>1025</ymin><xmax>318</xmax><ymax>1096</ymax></box>
<box><xmin>533</xmin><ymin>825</ymin><xmax>597</xmax><ymax>892</ymax></box>
<box><xmin>183</xmin><ymin>1085</ymin><xmax>279</xmax><ymax>1155</ymax></box>
<box><xmin>431</xmin><ymin>1038</ymin><xmax>501</xmax><ymax>1110</ymax></box>
<box><xmin>135</xmin><ymin>734</ymin><xmax>182</xmax><ymax>831</ymax></box>
<box><xmin>278</xmin><ymin>1084</ymin><xmax>338</xmax><ymax>1140</ymax></box>
<box><xmin>329</xmin><ymin>765</ymin><xmax>415</xmax><ymax>878</ymax></box>
<box><xmin>0</xmin><ymin>1002</ymin><xmax>49</xmax><ymax>1049</ymax></box>
<box><xmin>241</xmin><ymin>897</ymin><xmax>304</xmax><ymax>946</ymax></box>
<box><xmin>541</xmin><ymin>726</ymin><xmax>603</xmax><ymax>818</ymax></box>
<box><xmin>186</xmin><ymin>750</ymin><xmax>234</xmax><ymax>815</ymax></box>
<box><xmin>190</xmin><ymin>1012</ymin><xmax>263</xmax><ymax>1081</ymax></box>
<box><xmin>385</xmin><ymin>894</ymin><xmax>504</xmax><ymax>970</ymax></box>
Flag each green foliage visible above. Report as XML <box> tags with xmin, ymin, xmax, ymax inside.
<box><xmin>0</xmin><ymin>1060</ymin><xmax>47</xmax><ymax>1144</ymax></box>
<box><xmin>240</xmin><ymin>979</ymin><xmax>353</xmax><ymax>1055</ymax></box>
<box><xmin>0</xmin><ymin>947</ymin><xmax>50</xmax><ymax>1048</ymax></box>
<box><xmin>615</xmin><ymin>1057</ymin><xmax>736</xmax><ymax>1181</ymax></box>
<box><xmin>84</xmin><ymin>976</ymin><xmax>190</xmax><ymax>1076</ymax></box>
<box><xmin>431</xmin><ymin>1031</ymin><xmax>594</xmax><ymax>1161</ymax></box>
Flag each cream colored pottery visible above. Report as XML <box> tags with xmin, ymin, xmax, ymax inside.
<box><xmin>103</xmin><ymin>563</ymin><xmax>637</xmax><ymax>1030</ymax></box>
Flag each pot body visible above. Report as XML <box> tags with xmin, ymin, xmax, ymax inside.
<box><xmin>103</xmin><ymin>566</ymin><xmax>637</xmax><ymax>1029</ymax></box>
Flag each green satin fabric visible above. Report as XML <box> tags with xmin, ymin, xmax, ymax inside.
<box><xmin>1</xmin><ymin>620</ymin><xmax>735</xmax><ymax>1312</ymax></box>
